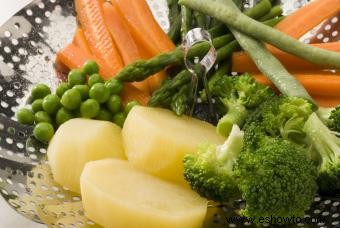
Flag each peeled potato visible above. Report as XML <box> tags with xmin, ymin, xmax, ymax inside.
<box><xmin>81</xmin><ymin>159</ymin><xmax>208</xmax><ymax>228</ymax></box>
<box><xmin>48</xmin><ymin>119</ymin><xmax>125</xmax><ymax>193</ymax></box>
<box><xmin>122</xmin><ymin>106</ymin><xmax>224</xmax><ymax>184</ymax></box>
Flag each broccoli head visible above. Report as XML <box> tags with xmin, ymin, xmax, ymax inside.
<box><xmin>235</xmin><ymin>138</ymin><xmax>317</xmax><ymax>220</ymax></box>
<box><xmin>211</xmin><ymin>74</ymin><xmax>274</xmax><ymax>137</ymax></box>
<box><xmin>183</xmin><ymin>125</ymin><xmax>244</xmax><ymax>202</ymax></box>
<box><xmin>329</xmin><ymin>106</ymin><xmax>340</xmax><ymax>134</ymax></box>
<box><xmin>304</xmin><ymin>113</ymin><xmax>340</xmax><ymax>195</ymax></box>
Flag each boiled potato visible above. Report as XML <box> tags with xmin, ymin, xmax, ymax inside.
<box><xmin>122</xmin><ymin>106</ymin><xmax>224</xmax><ymax>184</ymax></box>
<box><xmin>81</xmin><ymin>159</ymin><xmax>208</xmax><ymax>228</ymax></box>
<box><xmin>48</xmin><ymin>119</ymin><xmax>125</xmax><ymax>193</ymax></box>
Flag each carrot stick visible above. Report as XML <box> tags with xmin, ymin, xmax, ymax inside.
<box><xmin>75</xmin><ymin>0</ymin><xmax>123</xmax><ymax>75</ymax></box>
<box><xmin>253</xmin><ymin>74</ymin><xmax>340</xmax><ymax>97</ymax></box>
<box><xmin>102</xmin><ymin>1</ymin><xmax>150</xmax><ymax>94</ymax></box>
<box><xmin>56</xmin><ymin>43</ymin><xmax>150</xmax><ymax>105</ymax></box>
<box><xmin>112</xmin><ymin>0</ymin><xmax>176</xmax><ymax>55</ymax></box>
<box><xmin>314</xmin><ymin>96</ymin><xmax>340</xmax><ymax>108</ymax></box>
<box><xmin>274</xmin><ymin>0</ymin><xmax>340</xmax><ymax>39</ymax></box>
<box><xmin>72</xmin><ymin>28</ymin><xmax>92</xmax><ymax>56</ymax></box>
<box><xmin>232</xmin><ymin>42</ymin><xmax>340</xmax><ymax>72</ymax></box>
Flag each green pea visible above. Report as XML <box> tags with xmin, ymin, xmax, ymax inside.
<box><xmin>34</xmin><ymin>111</ymin><xmax>52</xmax><ymax>124</ymax></box>
<box><xmin>42</xmin><ymin>94</ymin><xmax>61</xmax><ymax>115</ymax></box>
<box><xmin>82</xmin><ymin>60</ymin><xmax>100</xmax><ymax>75</ymax></box>
<box><xmin>33</xmin><ymin>122</ymin><xmax>54</xmax><ymax>143</ymax></box>
<box><xmin>89</xmin><ymin>83</ymin><xmax>110</xmax><ymax>104</ymax></box>
<box><xmin>56</xmin><ymin>107</ymin><xmax>74</xmax><ymax>126</ymax></box>
<box><xmin>56</xmin><ymin>82</ymin><xmax>70</xmax><ymax>98</ymax></box>
<box><xmin>96</xmin><ymin>109</ymin><xmax>112</xmax><ymax>121</ymax></box>
<box><xmin>125</xmin><ymin>100</ymin><xmax>140</xmax><ymax>114</ymax></box>
<box><xmin>106</xmin><ymin>95</ymin><xmax>122</xmax><ymax>114</ymax></box>
<box><xmin>31</xmin><ymin>99</ymin><xmax>43</xmax><ymax>113</ymax></box>
<box><xmin>88</xmin><ymin>74</ymin><xmax>104</xmax><ymax>87</ymax></box>
<box><xmin>68</xmin><ymin>69</ymin><xmax>86</xmax><ymax>87</ymax></box>
<box><xmin>16</xmin><ymin>108</ymin><xmax>35</xmax><ymax>125</ymax></box>
<box><xmin>73</xmin><ymin>85</ymin><xmax>89</xmax><ymax>100</ymax></box>
<box><xmin>31</xmin><ymin>84</ymin><xmax>51</xmax><ymax>100</ymax></box>
<box><xmin>105</xmin><ymin>79</ymin><xmax>124</xmax><ymax>95</ymax></box>
<box><xmin>80</xmin><ymin>99</ymin><xmax>100</xmax><ymax>118</ymax></box>
<box><xmin>61</xmin><ymin>88</ymin><xmax>82</xmax><ymax>110</ymax></box>
<box><xmin>113</xmin><ymin>112</ymin><xmax>126</xmax><ymax>128</ymax></box>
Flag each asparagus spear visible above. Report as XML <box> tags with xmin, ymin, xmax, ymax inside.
<box><xmin>259</xmin><ymin>5</ymin><xmax>283</xmax><ymax>21</ymax></box>
<box><xmin>168</xmin><ymin>13</ymin><xmax>182</xmax><ymax>43</ymax></box>
<box><xmin>171</xmin><ymin>83</ymin><xmax>192</xmax><ymax>116</ymax></box>
<box><xmin>194</xmin><ymin>11</ymin><xmax>207</xmax><ymax>28</ymax></box>
<box><xmin>181</xmin><ymin>5</ymin><xmax>193</xmax><ymax>39</ymax></box>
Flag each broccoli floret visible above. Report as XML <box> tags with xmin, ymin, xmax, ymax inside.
<box><xmin>317</xmin><ymin>106</ymin><xmax>340</xmax><ymax>134</ymax></box>
<box><xmin>304</xmin><ymin>113</ymin><xmax>340</xmax><ymax>195</ymax></box>
<box><xmin>235</xmin><ymin>138</ymin><xmax>317</xmax><ymax>220</ymax></box>
<box><xmin>183</xmin><ymin>125</ymin><xmax>244</xmax><ymax>202</ymax></box>
<box><xmin>211</xmin><ymin>74</ymin><xmax>274</xmax><ymax>137</ymax></box>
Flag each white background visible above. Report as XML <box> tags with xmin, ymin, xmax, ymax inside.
<box><xmin>0</xmin><ymin>1</ymin><xmax>45</xmax><ymax>227</ymax></box>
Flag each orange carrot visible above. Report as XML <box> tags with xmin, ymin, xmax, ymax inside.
<box><xmin>56</xmin><ymin>43</ymin><xmax>150</xmax><ymax>105</ymax></box>
<box><xmin>232</xmin><ymin>42</ymin><xmax>340</xmax><ymax>73</ymax></box>
<box><xmin>274</xmin><ymin>0</ymin><xmax>340</xmax><ymax>39</ymax></box>
<box><xmin>72</xmin><ymin>28</ymin><xmax>92</xmax><ymax>56</ymax></box>
<box><xmin>75</xmin><ymin>0</ymin><xmax>123</xmax><ymax>75</ymax></box>
<box><xmin>112</xmin><ymin>0</ymin><xmax>176</xmax><ymax>55</ymax></box>
<box><xmin>314</xmin><ymin>96</ymin><xmax>340</xmax><ymax>108</ymax></box>
<box><xmin>253</xmin><ymin>74</ymin><xmax>340</xmax><ymax>97</ymax></box>
<box><xmin>102</xmin><ymin>1</ymin><xmax>150</xmax><ymax>94</ymax></box>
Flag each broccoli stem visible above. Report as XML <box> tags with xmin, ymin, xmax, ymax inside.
<box><xmin>217</xmin><ymin>100</ymin><xmax>248</xmax><ymax>137</ymax></box>
<box><xmin>179</xmin><ymin>0</ymin><xmax>340</xmax><ymax>69</ymax></box>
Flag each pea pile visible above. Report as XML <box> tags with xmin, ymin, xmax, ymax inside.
<box><xmin>16</xmin><ymin>60</ymin><xmax>139</xmax><ymax>143</ymax></box>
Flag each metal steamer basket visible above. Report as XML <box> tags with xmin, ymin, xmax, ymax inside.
<box><xmin>0</xmin><ymin>0</ymin><xmax>338</xmax><ymax>227</ymax></box>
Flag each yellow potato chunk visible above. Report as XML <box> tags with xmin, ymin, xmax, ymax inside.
<box><xmin>81</xmin><ymin>159</ymin><xmax>208</xmax><ymax>228</ymax></box>
<box><xmin>48</xmin><ymin>119</ymin><xmax>125</xmax><ymax>193</ymax></box>
<box><xmin>122</xmin><ymin>106</ymin><xmax>224</xmax><ymax>184</ymax></box>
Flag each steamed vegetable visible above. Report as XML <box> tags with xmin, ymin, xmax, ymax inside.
<box><xmin>75</xmin><ymin>0</ymin><xmax>123</xmax><ymax>74</ymax></box>
<box><xmin>72</xmin><ymin>28</ymin><xmax>92</xmax><ymax>56</ymax></box>
<box><xmin>258</xmin><ymin>5</ymin><xmax>282</xmax><ymax>21</ymax></box>
<box><xmin>179</xmin><ymin>0</ymin><xmax>340</xmax><ymax>69</ymax></box>
<box><xmin>183</xmin><ymin>124</ymin><xmax>244</xmax><ymax>202</ymax></box>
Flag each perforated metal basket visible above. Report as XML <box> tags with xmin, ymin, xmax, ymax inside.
<box><xmin>0</xmin><ymin>0</ymin><xmax>339</xmax><ymax>227</ymax></box>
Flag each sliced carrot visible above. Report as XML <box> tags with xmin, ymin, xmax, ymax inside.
<box><xmin>72</xmin><ymin>28</ymin><xmax>92</xmax><ymax>56</ymax></box>
<box><xmin>102</xmin><ymin>1</ymin><xmax>150</xmax><ymax>94</ymax></box>
<box><xmin>253</xmin><ymin>74</ymin><xmax>340</xmax><ymax>97</ymax></box>
<box><xmin>314</xmin><ymin>96</ymin><xmax>340</xmax><ymax>108</ymax></box>
<box><xmin>112</xmin><ymin>0</ymin><xmax>176</xmax><ymax>55</ymax></box>
<box><xmin>75</xmin><ymin>0</ymin><xmax>123</xmax><ymax>75</ymax></box>
<box><xmin>274</xmin><ymin>0</ymin><xmax>340</xmax><ymax>39</ymax></box>
<box><xmin>232</xmin><ymin>42</ymin><xmax>340</xmax><ymax>73</ymax></box>
<box><xmin>56</xmin><ymin>43</ymin><xmax>150</xmax><ymax>105</ymax></box>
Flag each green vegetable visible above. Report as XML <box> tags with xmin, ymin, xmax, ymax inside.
<box><xmin>235</xmin><ymin>137</ymin><xmax>317</xmax><ymax>219</ymax></box>
<box><xmin>68</xmin><ymin>69</ymin><xmax>86</xmax><ymax>87</ymax></box>
<box><xmin>33</xmin><ymin>122</ymin><xmax>54</xmax><ymax>143</ymax></box>
<box><xmin>61</xmin><ymin>88</ymin><xmax>82</xmax><ymax>110</ymax></box>
<box><xmin>56</xmin><ymin>107</ymin><xmax>74</xmax><ymax>126</ymax></box>
<box><xmin>31</xmin><ymin>84</ymin><xmax>51</xmax><ymax>100</ymax></box>
<box><xmin>262</xmin><ymin>15</ymin><xmax>284</xmax><ymax>27</ymax></box>
<box><xmin>89</xmin><ymin>83</ymin><xmax>110</xmax><ymax>104</ymax></box>
<box><xmin>125</xmin><ymin>100</ymin><xmax>140</xmax><ymax>114</ymax></box>
<box><xmin>113</xmin><ymin>112</ymin><xmax>126</xmax><ymax>128</ymax></box>
<box><xmin>42</xmin><ymin>94</ymin><xmax>61</xmax><ymax>115</ymax></box>
<box><xmin>34</xmin><ymin>111</ymin><xmax>52</xmax><ymax>124</ymax></box>
<box><xmin>179</xmin><ymin>0</ymin><xmax>340</xmax><ymax>69</ymax></box>
<box><xmin>16</xmin><ymin>108</ymin><xmax>35</xmax><ymax>125</ymax></box>
<box><xmin>82</xmin><ymin>60</ymin><xmax>100</xmax><ymax>75</ymax></box>
<box><xmin>167</xmin><ymin>13</ymin><xmax>182</xmax><ymax>43</ymax></box>
<box><xmin>56</xmin><ymin>82</ymin><xmax>70</xmax><ymax>98</ymax></box>
<box><xmin>88</xmin><ymin>74</ymin><xmax>104</xmax><ymax>87</ymax></box>
<box><xmin>180</xmin><ymin>5</ymin><xmax>192</xmax><ymax>39</ymax></box>
<box><xmin>304</xmin><ymin>113</ymin><xmax>340</xmax><ymax>195</ymax></box>
<box><xmin>328</xmin><ymin>107</ymin><xmax>340</xmax><ymax>134</ymax></box>
<box><xmin>194</xmin><ymin>11</ymin><xmax>206</xmax><ymax>28</ymax></box>
<box><xmin>31</xmin><ymin>99</ymin><xmax>43</xmax><ymax>113</ymax></box>
<box><xmin>183</xmin><ymin>125</ymin><xmax>244</xmax><ymax>202</ymax></box>
<box><xmin>96</xmin><ymin>109</ymin><xmax>112</xmax><ymax>121</ymax></box>
<box><xmin>80</xmin><ymin>99</ymin><xmax>100</xmax><ymax>118</ymax></box>
<box><xmin>259</xmin><ymin>5</ymin><xmax>283</xmax><ymax>21</ymax></box>
<box><xmin>106</xmin><ymin>95</ymin><xmax>122</xmax><ymax>114</ymax></box>
<box><xmin>105</xmin><ymin>79</ymin><xmax>124</xmax><ymax>95</ymax></box>
<box><xmin>171</xmin><ymin>84</ymin><xmax>192</xmax><ymax>116</ymax></box>
<box><xmin>73</xmin><ymin>85</ymin><xmax>89</xmax><ymax>100</ymax></box>
<box><xmin>213</xmin><ymin>74</ymin><xmax>274</xmax><ymax>137</ymax></box>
